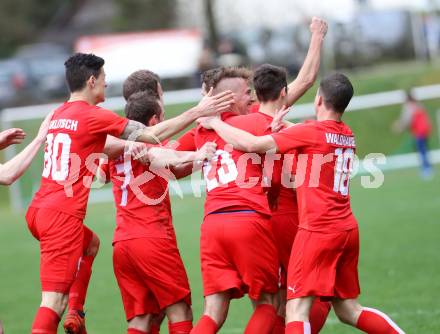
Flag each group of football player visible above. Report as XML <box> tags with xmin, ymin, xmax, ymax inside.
<box><xmin>1</xmin><ymin>16</ymin><xmax>406</xmax><ymax>334</ymax></box>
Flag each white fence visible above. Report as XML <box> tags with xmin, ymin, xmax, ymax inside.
<box><xmin>1</xmin><ymin>85</ymin><xmax>440</xmax><ymax>210</ymax></box>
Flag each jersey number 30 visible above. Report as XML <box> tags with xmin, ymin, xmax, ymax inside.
<box><xmin>42</xmin><ymin>133</ymin><xmax>72</xmax><ymax>181</ymax></box>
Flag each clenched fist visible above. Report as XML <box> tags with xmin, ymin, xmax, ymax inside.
<box><xmin>310</xmin><ymin>16</ymin><xmax>328</xmax><ymax>36</ymax></box>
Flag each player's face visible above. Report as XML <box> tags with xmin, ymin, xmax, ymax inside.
<box><xmin>93</xmin><ymin>68</ymin><xmax>107</xmax><ymax>104</ymax></box>
<box><xmin>234</xmin><ymin>78</ymin><xmax>253</xmax><ymax>115</ymax></box>
<box><xmin>218</xmin><ymin>78</ymin><xmax>252</xmax><ymax>115</ymax></box>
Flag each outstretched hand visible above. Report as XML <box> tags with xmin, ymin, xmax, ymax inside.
<box><xmin>197</xmin><ymin>142</ymin><xmax>217</xmax><ymax>161</ymax></box>
<box><xmin>196</xmin><ymin>88</ymin><xmax>235</xmax><ymax>117</ymax></box>
<box><xmin>270</xmin><ymin>105</ymin><xmax>290</xmax><ymax>132</ymax></box>
<box><xmin>197</xmin><ymin>116</ymin><xmax>219</xmax><ymax>130</ymax></box>
<box><xmin>0</xmin><ymin>128</ymin><xmax>26</xmax><ymax>150</ymax></box>
<box><xmin>130</xmin><ymin>142</ymin><xmax>150</xmax><ymax>165</ymax></box>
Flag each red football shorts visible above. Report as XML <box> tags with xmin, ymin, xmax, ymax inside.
<box><xmin>200</xmin><ymin>212</ymin><xmax>279</xmax><ymax>300</ymax></box>
<box><xmin>113</xmin><ymin>237</ymin><xmax>191</xmax><ymax>321</ymax></box>
<box><xmin>287</xmin><ymin>228</ymin><xmax>360</xmax><ymax>300</ymax></box>
<box><xmin>270</xmin><ymin>212</ymin><xmax>299</xmax><ymax>288</ymax></box>
<box><xmin>26</xmin><ymin>207</ymin><xmax>84</xmax><ymax>293</ymax></box>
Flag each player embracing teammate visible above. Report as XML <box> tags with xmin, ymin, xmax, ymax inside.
<box><xmin>180</xmin><ymin>17</ymin><xmax>331</xmax><ymax>334</ymax></box>
<box><xmin>25</xmin><ymin>53</ymin><xmax>233</xmax><ymax>334</ymax></box>
<box><xmin>198</xmin><ymin>70</ymin><xmax>406</xmax><ymax>334</ymax></box>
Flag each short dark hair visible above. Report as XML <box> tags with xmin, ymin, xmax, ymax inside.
<box><xmin>124</xmin><ymin>91</ymin><xmax>162</xmax><ymax>126</ymax></box>
<box><xmin>319</xmin><ymin>73</ymin><xmax>354</xmax><ymax>113</ymax></box>
<box><xmin>123</xmin><ymin>70</ymin><xmax>161</xmax><ymax>100</ymax></box>
<box><xmin>64</xmin><ymin>53</ymin><xmax>104</xmax><ymax>93</ymax></box>
<box><xmin>201</xmin><ymin>66</ymin><xmax>252</xmax><ymax>90</ymax></box>
<box><xmin>253</xmin><ymin>64</ymin><xmax>287</xmax><ymax>102</ymax></box>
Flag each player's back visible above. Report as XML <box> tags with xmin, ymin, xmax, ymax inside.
<box><xmin>30</xmin><ymin>101</ymin><xmax>127</xmax><ymax>219</ymax></box>
<box><xmin>269</xmin><ymin>156</ymin><xmax>298</xmax><ymax>215</ymax></box>
<box><xmin>273</xmin><ymin>119</ymin><xmax>358</xmax><ymax>232</ymax></box>
<box><xmin>105</xmin><ymin>152</ymin><xmax>174</xmax><ymax>244</ymax></box>
<box><xmin>195</xmin><ymin>112</ymin><xmax>274</xmax><ymax>217</ymax></box>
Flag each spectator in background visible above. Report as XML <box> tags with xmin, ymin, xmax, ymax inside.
<box><xmin>393</xmin><ymin>91</ymin><xmax>433</xmax><ymax>179</ymax></box>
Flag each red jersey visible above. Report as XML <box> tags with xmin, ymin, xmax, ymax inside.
<box><xmin>175</xmin><ymin>112</ymin><xmax>237</xmax><ymax>152</ymax></box>
<box><xmin>268</xmin><ymin>155</ymin><xmax>298</xmax><ymax>215</ymax></box>
<box><xmin>195</xmin><ymin>112</ymin><xmax>274</xmax><ymax>217</ymax></box>
<box><xmin>271</xmin><ymin>120</ymin><xmax>358</xmax><ymax>232</ymax></box>
<box><xmin>102</xmin><ymin>151</ymin><xmax>174</xmax><ymax>244</ymax></box>
<box><xmin>411</xmin><ymin>107</ymin><xmax>431</xmax><ymax>138</ymax></box>
<box><xmin>30</xmin><ymin>101</ymin><xmax>128</xmax><ymax>219</ymax></box>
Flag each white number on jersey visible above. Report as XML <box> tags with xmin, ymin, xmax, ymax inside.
<box><xmin>203</xmin><ymin>149</ymin><xmax>239</xmax><ymax>192</ymax></box>
<box><xmin>115</xmin><ymin>159</ymin><xmax>132</xmax><ymax>207</ymax></box>
<box><xmin>333</xmin><ymin>147</ymin><xmax>354</xmax><ymax>196</ymax></box>
<box><xmin>42</xmin><ymin>133</ymin><xmax>72</xmax><ymax>181</ymax></box>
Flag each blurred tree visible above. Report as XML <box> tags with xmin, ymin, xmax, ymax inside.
<box><xmin>0</xmin><ymin>0</ymin><xmax>64</xmax><ymax>57</ymax></box>
<box><xmin>113</xmin><ymin>0</ymin><xmax>177</xmax><ymax>31</ymax></box>
<box><xmin>203</xmin><ymin>0</ymin><xmax>219</xmax><ymax>53</ymax></box>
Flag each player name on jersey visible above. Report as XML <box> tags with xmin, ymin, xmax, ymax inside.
<box><xmin>49</xmin><ymin>119</ymin><xmax>79</xmax><ymax>132</ymax></box>
<box><xmin>325</xmin><ymin>133</ymin><xmax>356</xmax><ymax>147</ymax></box>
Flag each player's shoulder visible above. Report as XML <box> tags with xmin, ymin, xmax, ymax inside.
<box><xmin>227</xmin><ymin>112</ymin><xmax>272</xmax><ymax>133</ymax></box>
<box><xmin>283</xmin><ymin>120</ymin><xmax>317</xmax><ymax>132</ymax></box>
<box><xmin>320</xmin><ymin>120</ymin><xmax>354</xmax><ymax>136</ymax></box>
<box><xmin>194</xmin><ymin>124</ymin><xmax>219</xmax><ymax>143</ymax></box>
<box><xmin>227</xmin><ymin>112</ymin><xmax>269</xmax><ymax>123</ymax></box>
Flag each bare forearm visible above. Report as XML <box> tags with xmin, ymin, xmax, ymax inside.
<box><xmin>148</xmin><ymin>147</ymin><xmax>200</xmax><ymax>167</ymax></box>
<box><xmin>210</xmin><ymin>119</ymin><xmax>277</xmax><ymax>153</ymax></box>
<box><xmin>0</xmin><ymin>138</ymin><xmax>44</xmax><ymax>185</ymax></box>
<box><xmin>287</xmin><ymin>33</ymin><xmax>324</xmax><ymax>106</ymax></box>
<box><xmin>170</xmin><ymin>161</ymin><xmax>202</xmax><ymax>179</ymax></box>
<box><xmin>120</xmin><ymin>109</ymin><xmax>198</xmax><ymax>144</ymax></box>
<box><xmin>211</xmin><ymin>120</ymin><xmax>258</xmax><ymax>152</ymax></box>
<box><xmin>103</xmin><ymin>136</ymin><xmax>128</xmax><ymax>159</ymax></box>
<box><xmin>148</xmin><ymin>108</ymin><xmax>199</xmax><ymax>141</ymax></box>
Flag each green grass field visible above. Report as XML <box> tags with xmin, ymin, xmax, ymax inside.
<box><xmin>0</xmin><ymin>165</ymin><xmax>439</xmax><ymax>333</ymax></box>
<box><xmin>1</xmin><ymin>60</ymin><xmax>440</xmax><ymax>333</ymax></box>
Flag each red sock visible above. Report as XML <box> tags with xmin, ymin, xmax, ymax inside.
<box><xmin>68</xmin><ymin>255</ymin><xmax>95</xmax><ymax>311</ymax></box>
<box><xmin>309</xmin><ymin>300</ymin><xmax>331</xmax><ymax>334</ymax></box>
<box><xmin>150</xmin><ymin>323</ymin><xmax>160</xmax><ymax>334</ymax></box>
<box><xmin>31</xmin><ymin>307</ymin><xmax>60</xmax><ymax>334</ymax></box>
<box><xmin>285</xmin><ymin>321</ymin><xmax>311</xmax><ymax>334</ymax></box>
<box><xmin>127</xmin><ymin>328</ymin><xmax>148</xmax><ymax>334</ymax></box>
<box><xmin>356</xmin><ymin>308</ymin><xmax>404</xmax><ymax>334</ymax></box>
<box><xmin>272</xmin><ymin>315</ymin><xmax>285</xmax><ymax>334</ymax></box>
<box><xmin>169</xmin><ymin>320</ymin><xmax>193</xmax><ymax>334</ymax></box>
<box><xmin>190</xmin><ymin>315</ymin><xmax>218</xmax><ymax>334</ymax></box>
<box><xmin>244</xmin><ymin>304</ymin><xmax>277</xmax><ymax>334</ymax></box>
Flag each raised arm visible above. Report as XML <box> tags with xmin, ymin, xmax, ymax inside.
<box><xmin>120</xmin><ymin>90</ymin><xmax>234</xmax><ymax>143</ymax></box>
<box><xmin>286</xmin><ymin>17</ymin><xmax>327</xmax><ymax>107</ymax></box>
<box><xmin>0</xmin><ymin>111</ymin><xmax>53</xmax><ymax>185</ymax></box>
<box><xmin>198</xmin><ymin>117</ymin><xmax>277</xmax><ymax>154</ymax></box>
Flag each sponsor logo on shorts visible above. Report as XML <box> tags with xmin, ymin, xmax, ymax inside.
<box><xmin>288</xmin><ymin>285</ymin><xmax>296</xmax><ymax>293</ymax></box>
